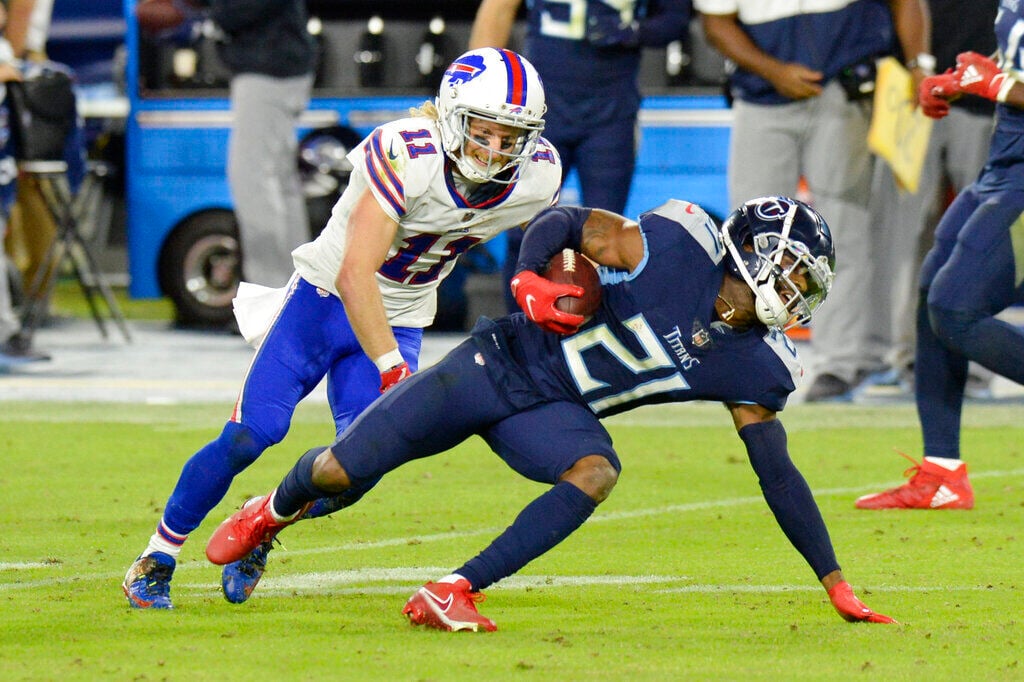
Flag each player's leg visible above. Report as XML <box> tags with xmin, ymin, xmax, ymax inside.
<box><xmin>926</xmin><ymin>192</ymin><xmax>1024</xmax><ymax>383</ymax></box>
<box><xmin>913</xmin><ymin>188</ymin><xmax>984</xmax><ymax>460</ymax></box>
<box><xmin>206</xmin><ymin>338</ymin><xmax>511</xmax><ymax>565</ymax></box>
<box><xmin>310</xmin><ymin>324</ymin><xmax>423</xmax><ymax>515</ymax></box>
<box><xmin>123</xmin><ymin>280</ymin><xmax>344</xmax><ymax>608</ymax></box>
<box><xmin>220</xmin><ymin>327</ymin><xmax>423</xmax><ymax>603</ymax></box>
<box><xmin>403</xmin><ymin>401</ymin><xmax>620</xmax><ymax>632</ymax></box>
<box><xmin>855</xmin><ymin>188</ymin><xmax>985</xmax><ymax>510</ymax></box>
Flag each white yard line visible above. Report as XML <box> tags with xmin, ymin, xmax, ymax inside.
<box><xmin>3</xmin><ymin>467</ymin><xmax>1023</xmax><ymax>592</ymax></box>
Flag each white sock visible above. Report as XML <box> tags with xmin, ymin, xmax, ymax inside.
<box><xmin>924</xmin><ymin>456</ymin><xmax>964</xmax><ymax>471</ymax></box>
<box><xmin>143</xmin><ymin>521</ymin><xmax>186</xmax><ymax>560</ymax></box>
<box><xmin>267</xmin><ymin>489</ymin><xmax>304</xmax><ymax>523</ymax></box>
<box><xmin>436</xmin><ymin>574</ymin><xmax>466</xmax><ymax>585</ymax></box>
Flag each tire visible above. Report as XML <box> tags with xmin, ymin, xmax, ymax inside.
<box><xmin>298</xmin><ymin>125</ymin><xmax>361</xmax><ymax>239</ymax></box>
<box><xmin>158</xmin><ymin>126</ymin><xmax>362</xmax><ymax>326</ymax></box>
<box><xmin>158</xmin><ymin>209</ymin><xmax>240</xmax><ymax>326</ymax></box>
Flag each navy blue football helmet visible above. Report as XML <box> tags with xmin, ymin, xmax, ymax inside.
<box><xmin>720</xmin><ymin>196</ymin><xmax>835</xmax><ymax>329</ymax></box>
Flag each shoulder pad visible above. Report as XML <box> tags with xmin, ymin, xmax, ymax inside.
<box><xmin>647</xmin><ymin>199</ymin><xmax>725</xmax><ymax>264</ymax></box>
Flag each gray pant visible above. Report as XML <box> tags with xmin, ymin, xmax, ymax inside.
<box><xmin>870</xmin><ymin>106</ymin><xmax>995</xmax><ymax>373</ymax></box>
<box><xmin>228</xmin><ymin>72</ymin><xmax>313</xmax><ymax>288</ymax></box>
<box><xmin>729</xmin><ymin>81</ymin><xmax>879</xmax><ymax>383</ymax></box>
<box><xmin>0</xmin><ymin>248</ymin><xmax>19</xmax><ymax>343</ymax></box>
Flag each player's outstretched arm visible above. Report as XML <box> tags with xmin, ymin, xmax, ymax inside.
<box><xmin>728</xmin><ymin>403</ymin><xmax>896</xmax><ymax>624</ymax></box>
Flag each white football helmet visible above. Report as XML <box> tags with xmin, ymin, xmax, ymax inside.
<box><xmin>436</xmin><ymin>48</ymin><xmax>546</xmax><ymax>184</ymax></box>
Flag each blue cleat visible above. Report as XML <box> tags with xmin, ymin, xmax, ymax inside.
<box><xmin>122</xmin><ymin>552</ymin><xmax>175</xmax><ymax>609</ymax></box>
<box><xmin>221</xmin><ymin>541</ymin><xmax>273</xmax><ymax>604</ymax></box>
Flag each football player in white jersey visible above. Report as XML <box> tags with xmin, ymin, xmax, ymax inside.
<box><xmin>123</xmin><ymin>48</ymin><xmax>562</xmax><ymax>610</ymax></box>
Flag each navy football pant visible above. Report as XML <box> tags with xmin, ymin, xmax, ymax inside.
<box><xmin>915</xmin><ymin>185</ymin><xmax>1024</xmax><ymax>458</ymax></box>
<box><xmin>162</xmin><ymin>277</ymin><xmax>421</xmax><ymax>536</ymax></box>
<box><xmin>306</xmin><ymin>338</ymin><xmax>619</xmax><ymax>589</ymax></box>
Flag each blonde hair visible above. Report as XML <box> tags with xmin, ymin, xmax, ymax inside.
<box><xmin>409</xmin><ymin>100</ymin><xmax>439</xmax><ymax>120</ymax></box>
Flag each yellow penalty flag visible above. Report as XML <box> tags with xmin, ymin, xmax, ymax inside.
<box><xmin>867</xmin><ymin>57</ymin><xmax>934</xmax><ymax>193</ymax></box>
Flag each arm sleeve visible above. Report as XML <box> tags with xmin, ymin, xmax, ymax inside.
<box><xmin>515</xmin><ymin>206</ymin><xmax>592</xmax><ymax>274</ymax></box>
<box><xmin>738</xmin><ymin>419</ymin><xmax>841</xmax><ymax>580</ymax></box>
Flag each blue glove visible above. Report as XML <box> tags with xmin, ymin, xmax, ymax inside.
<box><xmin>586</xmin><ymin>14</ymin><xmax>640</xmax><ymax>48</ymax></box>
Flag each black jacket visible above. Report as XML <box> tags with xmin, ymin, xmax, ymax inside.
<box><xmin>203</xmin><ymin>0</ymin><xmax>315</xmax><ymax>78</ymax></box>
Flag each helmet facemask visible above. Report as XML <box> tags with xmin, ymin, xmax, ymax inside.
<box><xmin>446</xmin><ymin>109</ymin><xmax>543</xmax><ymax>184</ymax></box>
<box><xmin>723</xmin><ymin>201</ymin><xmax>835</xmax><ymax>330</ymax></box>
<box><xmin>435</xmin><ymin>48</ymin><xmax>547</xmax><ymax>184</ymax></box>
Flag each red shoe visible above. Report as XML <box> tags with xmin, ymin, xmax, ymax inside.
<box><xmin>402</xmin><ymin>579</ymin><xmax>497</xmax><ymax>632</ymax></box>
<box><xmin>856</xmin><ymin>454</ymin><xmax>974</xmax><ymax>510</ymax></box>
<box><xmin>206</xmin><ymin>494</ymin><xmax>306</xmax><ymax>565</ymax></box>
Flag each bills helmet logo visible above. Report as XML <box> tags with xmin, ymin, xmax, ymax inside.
<box><xmin>444</xmin><ymin>55</ymin><xmax>486</xmax><ymax>85</ymax></box>
<box><xmin>750</xmin><ymin>196</ymin><xmax>795</xmax><ymax>222</ymax></box>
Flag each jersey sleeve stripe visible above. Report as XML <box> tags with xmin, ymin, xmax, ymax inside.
<box><xmin>498</xmin><ymin>48</ymin><xmax>528</xmax><ymax>105</ymax></box>
<box><xmin>364</xmin><ymin>129</ymin><xmax>406</xmax><ymax>216</ymax></box>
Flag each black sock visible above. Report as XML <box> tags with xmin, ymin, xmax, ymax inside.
<box><xmin>456</xmin><ymin>481</ymin><xmax>596</xmax><ymax>591</ymax></box>
<box><xmin>273</xmin><ymin>447</ymin><xmax>330</xmax><ymax>518</ymax></box>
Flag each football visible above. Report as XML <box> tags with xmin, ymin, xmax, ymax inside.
<box><xmin>135</xmin><ymin>0</ymin><xmax>188</xmax><ymax>34</ymax></box>
<box><xmin>543</xmin><ymin>248</ymin><xmax>602</xmax><ymax>318</ymax></box>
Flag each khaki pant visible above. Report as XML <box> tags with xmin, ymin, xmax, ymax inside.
<box><xmin>4</xmin><ymin>174</ymin><xmax>57</xmax><ymax>297</ymax></box>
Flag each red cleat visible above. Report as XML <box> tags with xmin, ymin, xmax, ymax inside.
<box><xmin>856</xmin><ymin>454</ymin><xmax>974</xmax><ymax>510</ymax></box>
<box><xmin>827</xmin><ymin>581</ymin><xmax>897</xmax><ymax>624</ymax></box>
<box><xmin>402</xmin><ymin>579</ymin><xmax>497</xmax><ymax>632</ymax></box>
<box><xmin>206</xmin><ymin>494</ymin><xmax>306</xmax><ymax>565</ymax></box>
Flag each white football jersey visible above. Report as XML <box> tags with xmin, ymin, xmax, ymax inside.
<box><xmin>292</xmin><ymin>115</ymin><xmax>562</xmax><ymax>328</ymax></box>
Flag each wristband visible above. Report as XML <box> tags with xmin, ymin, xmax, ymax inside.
<box><xmin>374</xmin><ymin>348</ymin><xmax>404</xmax><ymax>372</ymax></box>
<box><xmin>997</xmin><ymin>73</ymin><xmax>1017</xmax><ymax>103</ymax></box>
<box><xmin>906</xmin><ymin>53</ymin><xmax>936</xmax><ymax>76</ymax></box>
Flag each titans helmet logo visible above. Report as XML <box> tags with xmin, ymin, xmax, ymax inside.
<box><xmin>750</xmin><ymin>196</ymin><xmax>795</xmax><ymax>222</ymax></box>
<box><xmin>444</xmin><ymin>54</ymin><xmax>487</xmax><ymax>85</ymax></box>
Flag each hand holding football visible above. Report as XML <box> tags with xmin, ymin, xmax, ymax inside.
<box><xmin>543</xmin><ymin>249</ymin><xmax>602</xmax><ymax>318</ymax></box>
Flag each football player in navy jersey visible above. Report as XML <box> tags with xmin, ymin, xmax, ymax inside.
<box><xmin>205</xmin><ymin>195</ymin><xmax>896</xmax><ymax>631</ymax></box>
<box><xmin>470</xmin><ymin>0</ymin><xmax>692</xmax><ymax>312</ymax></box>
<box><xmin>856</xmin><ymin>4</ymin><xmax>1024</xmax><ymax>510</ymax></box>
<box><xmin>121</xmin><ymin>48</ymin><xmax>562</xmax><ymax>610</ymax></box>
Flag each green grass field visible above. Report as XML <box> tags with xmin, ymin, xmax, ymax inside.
<box><xmin>1</xmin><ymin>400</ymin><xmax>1021</xmax><ymax>681</ymax></box>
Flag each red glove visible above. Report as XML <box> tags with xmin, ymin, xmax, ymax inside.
<box><xmin>827</xmin><ymin>581</ymin><xmax>897</xmax><ymax>624</ymax></box>
<box><xmin>510</xmin><ymin>270</ymin><xmax>585</xmax><ymax>335</ymax></box>
<box><xmin>953</xmin><ymin>51</ymin><xmax>1012</xmax><ymax>102</ymax></box>
<box><xmin>918</xmin><ymin>72</ymin><xmax>955</xmax><ymax>119</ymax></box>
<box><xmin>379</xmin><ymin>361</ymin><xmax>411</xmax><ymax>393</ymax></box>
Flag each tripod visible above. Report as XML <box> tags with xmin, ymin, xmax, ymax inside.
<box><xmin>18</xmin><ymin>159</ymin><xmax>131</xmax><ymax>342</ymax></box>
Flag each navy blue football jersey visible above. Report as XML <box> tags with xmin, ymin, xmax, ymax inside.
<box><xmin>980</xmin><ymin>3</ymin><xmax>1024</xmax><ymax>189</ymax></box>
<box><xmin>522</xmin><ymin>1</ymin><xmax>688</xmax><ymax>114</ymax></box>
<box><xmin>476</xmin><ymin>200</ymin><xmax>803</xmax><ymax>417</ymax></box>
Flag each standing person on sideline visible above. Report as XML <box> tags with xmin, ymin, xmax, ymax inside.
<box><xmin>205</xmin><ymin>0</ymin><xmax>314</xmax><ymax>290</ymax></box>
<box><xmin>0</xmin><ymin>0</ymin><xmax>47</xmax><ymax>366</ymax></box>
<box><xmin>2</xmin><ymin>0</ymin><xmax>56</xmax><ymax>314</ymax></box>
<box><xmin>122</xmin><ymin>48</ymin><xmax>562</xmax><ymax>609</ymax></box>
<box><xmin>856</xmin><ymin>6</ymin><xmax>1024</xmax><ymax>510</ymax></box>
<box><xmin>205</xmin><ymin>195</ymin><xmax>896</xmax><ymax>629</ymax></box>
<box><xmin>469</xmin><ymin>0</ymin><xmax>691</xmax><ymax>312</ymax></box>
<box><xmin>694</xmin><ymin>0</ymin><xmax>930</xmax><ymax>401</ymax></box>
<box><xmin>871</xmin><ymin>0</ymin><xmax>998</xmax><ymax>394</ymax></box>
